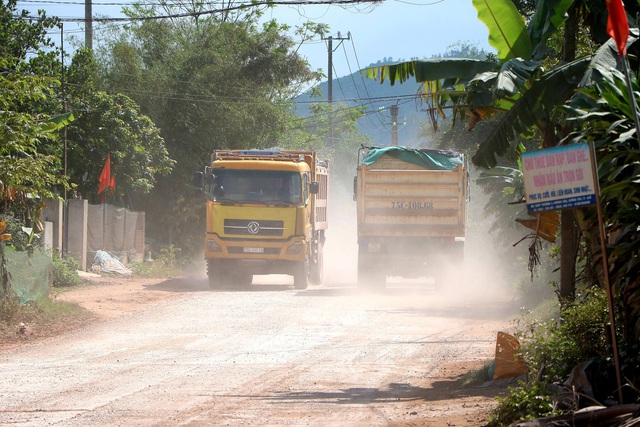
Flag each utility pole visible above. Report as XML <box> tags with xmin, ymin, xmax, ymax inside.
<box><xmin>321</xmin><ymin>32</ymin><xmax>350</xmax><ymax>146</ymax></box>
<box><xmin>85</xmin><ymin>0</ymin><xmax>93</xmax><ymax>50</ymax></box>
<box><xmin>390</xmin><ymin>105</ymin><xmax>399</xmax><ymax>146</ymax></box>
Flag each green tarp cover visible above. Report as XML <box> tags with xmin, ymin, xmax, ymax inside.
<box><xmin>362</xmin><ymin>146</ymin><xmax>463</xmax><ymax>170</ymax></box>
<box><xmin>1</xmin><ymin>247</ymin><xmax>53</xmax><ymax>303</ymax></box>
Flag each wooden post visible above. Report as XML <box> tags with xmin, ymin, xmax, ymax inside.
<box><xmin>589</xmin><ymin>141</ymin><xmax>623</xmax><ymax>404</ymax></box>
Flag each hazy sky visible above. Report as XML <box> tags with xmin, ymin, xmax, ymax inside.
<box><xmin>17</xmin><ymin>0</ymin><xmax>494</xmax><ymax>80</ymax></box>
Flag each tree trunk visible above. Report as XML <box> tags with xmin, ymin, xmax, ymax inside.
<box><xmin>559</xmin><ymin>210</ymin><xmax>577</xmax><ymax>303</ymax></box>
<box><xmin>558</xmin><ymin>4</ymin><xmax>578</xmax><ymax>305</ymax></box>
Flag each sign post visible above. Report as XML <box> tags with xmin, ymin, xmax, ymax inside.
<box><xmin>521</xmin><ymin>142</ymin><xmax>623</xmax><ymax>404</ymax></box>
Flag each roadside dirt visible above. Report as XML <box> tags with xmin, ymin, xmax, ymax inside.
<box><xmin>0</xmin><ymin>274</ymin><xmax>186</xmax><ymax>350</ymax></box>
<box><xmin>1</xmin><ymin>274</ymin><xmax>512</xmax><ymax>426</ymax></box>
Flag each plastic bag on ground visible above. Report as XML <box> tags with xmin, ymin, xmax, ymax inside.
<box><xmin>93</xmin><ymin>250</ymin><xmax>132</xmax><ymax>276</ymax></box>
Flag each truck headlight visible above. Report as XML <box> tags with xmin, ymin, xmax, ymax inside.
<box><xmin>207</xmin><ymin>239</ymin><xmax>221</xmax><ymax>252</ymax></box>
<box><xmin>286</xmin><ymin>241</ymin><xmax>303</xmax><ymax>255</ymax></box>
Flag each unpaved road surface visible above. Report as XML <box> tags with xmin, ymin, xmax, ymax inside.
<box><xmin>0</xmin><ymin>274</ymin><xmax>517</xmax><ymax>426</ymax></box>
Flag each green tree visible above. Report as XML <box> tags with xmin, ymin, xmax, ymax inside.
<box><xmin>293</xmin><ymin>102</ymin><xmax>370</xmax><ymax>185</ymax></box>
<box><xmin>0</xmin><ymin>0</ymin><xmax>61</xmax><ymax>74</ymax></box>
<box><xmin>2</xmin><ymin>0</ymin><xmax>174</xmax><ymax>216</ymax></box>
<box><xmin>0</xmin><ymin>1</ymin><xmax>68</xmax><ymax>202</ymax></box>
<box><xmin>0</xmin><ymin>63</ymin><xmax>68</xmax><ymax>201</ymax></box>
<box><xmin>94</xmin><ymin>4</ymin><xmax>324</xmax><ymax>253</ymax></box>
<box><xmin>64</xmin><ymin>50</ymin><xmax>175</xmax><ymax>204</ymax></box>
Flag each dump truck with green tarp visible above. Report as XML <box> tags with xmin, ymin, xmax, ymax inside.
<box><xmin>353</xmin><ymin>146</ymin><xmax>468</xmax><ymax>288</ymax></box>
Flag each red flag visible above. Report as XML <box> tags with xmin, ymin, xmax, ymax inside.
<box><xmin>607</xmin><ymin>0</ymin><xmax>629</xmax><ymax>58</ymax></box>
<box><xmin>110</xmin><ymin>175</ymin><xmax>116</xmax><ymax>191</ymax></box>
<box><xmin>98</xmin><ymin>152</ymin><xmax>111</xmax><ymax>195</ymax></box>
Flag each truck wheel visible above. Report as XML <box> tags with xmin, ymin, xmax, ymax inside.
<box><xmin>310</xmin><ymin>242</ymin><xmax>324</xmax><ymax>286</ymax></box>
<box><xmin>207</xmin><ymin>259</ymin><xmax>223</xmax><ymax>289</ymax></box>
<box><xmin>293</xmin><ymin>256</ymin><xmax>310</xmax><ymax>290</ymax></box>
<box><xmin>232</xmin><ymin>271</ymin><xmax>253</xmax><ymax>289</ymax></box>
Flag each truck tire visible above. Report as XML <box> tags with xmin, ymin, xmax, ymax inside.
<box><xmin>231</xmin><ymin>271</ymin><xmax>253</xmax><ymax>289</ymax></box>
<box><xmin>293</xmin><ymin>256</ymin><xmax>310</xmax><ymax>290</ymax></box>
<box><xmin>310</xmin><ymin>242</ymin><xmax>324</xmax><ymax>286</ymax></box>
<box><xmin>207</xmin><ymin>259</ymin><xmax>224</xmax><ymax>289</ymax></box>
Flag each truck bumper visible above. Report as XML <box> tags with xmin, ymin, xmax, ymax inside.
<box><xmin>358</xmin><ymin>236</ymin><xmax>464</xmax><ymax>277</ymax></box>
<box><xmin>204</xmin><ymin>233</ymin><xmax>307</xmax><ymax>273</ymax></box>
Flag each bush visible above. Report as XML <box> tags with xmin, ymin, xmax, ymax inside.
<box><xmin>129</xmin><ymin>244</ymin><xmax>184</xmax><ymax>278</ymax></box>
<box><xmin>489</xmin><ymin>287</ymin><xmax>616</xmax><ymax>425</ymax></box>
<box><xmin>1</xmin><ymin>293</ymin><xmax>89</xmax><ymax>344</ymax></box>
<box><xmin>0</xmin><ymin>213</ymin><xmax>36</xmax><ymax>252</ymax></box>
<box><xmin>488</xmin><ymin>382</ymin><xmax>560</xmax><ymax>426</ymax></box>
<box><xmin>517</xmin><ymin>287</ymin><xmax>611</xmax><ymax>383</ymax></box>
<box><xmin>461</xmin><ymin>361</ymin><xmax>493</xmax><ymax>387</ymax></box>
<box><xmin>0</xmin><ymin>293</ymin><xmax>23</xmax><ymax>325</ymax></box>
<box><xmin>51</xmin><ymin>252</ymin><xmax>84</xmax><ymax>288</ymax></box>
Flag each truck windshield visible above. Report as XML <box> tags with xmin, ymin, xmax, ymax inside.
<box><xmin>210</xmin><ymin>170</ymin><xmax>302</xmax><ymax>204</ymax></box>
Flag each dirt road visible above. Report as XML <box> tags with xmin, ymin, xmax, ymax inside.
<box><xmin>0</xmin><ymin>274</ymin><xmax>517</xmax><ymax>426</ymax></box>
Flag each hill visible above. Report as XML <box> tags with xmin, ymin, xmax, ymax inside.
<box><xmin>294</xmin><ymin>61</ymin><xmax>433</xmax><ymax>148</ymax></box>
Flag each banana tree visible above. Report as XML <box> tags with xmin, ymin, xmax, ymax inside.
<box><xmin>364</xmin><ymin>0</ymin><xmax>638</xmax><ymax>303</ymax></box>
<box><xmin>365</xmin><ymin>0</ymin><xmax>638</xmax><ymax>167</ymax></box>
<box><xmin>364</xmin><ymin>0</ymin><xmax>562</xmax><ymax>128</ymax></box>
<box><xmin>562</xmin><ymin>69</ymin><xmax>640</xmax><ymax>340</ymax></box>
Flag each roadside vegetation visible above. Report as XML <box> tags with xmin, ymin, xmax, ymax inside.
<box><xmin>129</xmin><ymin>244</ymin><xmax>187</xmax><ymax>278</ymax></box>
<box><xmin>369</xmin><ymin>0</ymin><xmax>640</xmax><ymax>423</ymax></box>
<box><xmin>0</xmin><ymin>233</ymin><xmax>91</xmax><ymax>345</ymax></box>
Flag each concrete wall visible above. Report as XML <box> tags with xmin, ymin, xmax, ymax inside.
<box><xmin>40</xmin><ymin>198</ymin><xmax>143</xmax><ymax>271</ymax></box>
<box><xmin>66</xmin><ymin>199</ymin><xmax>88</xmax><ymax>271</ymax></box>
<box><xmin>43</xmin><ymin>221</ymin><xmax>53</xmax><ymax>251</ymax></box>
<box><xmin>42</xmin><ymin>198</ymin><xmax>63</xmax><ymax>254</ymax></box>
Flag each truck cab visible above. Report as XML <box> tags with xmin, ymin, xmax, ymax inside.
<box><xmin>194</xmin><ymin>150</ymin><xmax>328</xmax><ymax>290</ymax></box>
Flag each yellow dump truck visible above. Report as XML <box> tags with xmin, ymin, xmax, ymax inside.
<box><xmin>353</xmin><ymin>146</ymin><xmax>467</xmax><ymax>288</ymax></box>
<box><xmin>193</xmin><ymin>150</ymin><xmax>328</xmax><ymax>289</ymax></box>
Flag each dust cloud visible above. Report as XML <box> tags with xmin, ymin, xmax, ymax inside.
<box><xmin>323</xmin><ymin>182</ymin><xmax>359</xmax><ymax>286</ymax></box>
<box><xmin>183</xmin><ymin>165</ymin><xmax>526</xmax><ymax>305</ymax></box>
<box><xmin>322</xmin><ymin>167</ymin><xmax>522</xmax><ymax>308</ymax></box>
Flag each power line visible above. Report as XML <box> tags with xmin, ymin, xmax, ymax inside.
<box><xmin>59</xmin><ymin>79</ymin><xmax>422</xmax><ymax>107</ymax></box>
<box><xmin>340</xmin><ymin>36</ymin><xmax>385</xmax><ymax>129</ymax></box>
<box><xmin>17</xmin><ymin>0</ymin><xmax>214</xmax><ymax>4</ymax></box>
<box><xmin>16</xmin><ymin>0</ymin><xmax>384</xmax><ymax>22</ymax></box>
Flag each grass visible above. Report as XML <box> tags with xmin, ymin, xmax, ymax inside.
<box><xmin>461</xmin><ymin>361</ymin><xmax>493</xmax><ymax>387</ymax></box>
<box><xmin>0</xmin><ymin>294</ymin><xmax>92</xmax><ymax>346</ymax></box>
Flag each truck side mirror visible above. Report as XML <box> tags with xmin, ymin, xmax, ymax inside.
<box><xmin>192</xmin><ymin>171</ymin><xmax>203</xmax><ymax>188</ymax></box>
<box><xmin>205</xmin><ymin>173</ymin><xmax>216</xmax><ymax>185</ymax></box>
<box><xmin>309</xmin><ymin>181</ymin><xmax>319</xmax><ymax>195</ymax></box>
<box><xmin>212</xmin><ymin>185</ymin><xmax>225</xmax><ymax>198</ymax></box>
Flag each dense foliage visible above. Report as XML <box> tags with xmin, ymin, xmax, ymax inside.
<box><xmin>64</xmin><ymin>49</ymin><xmax>175</xmax><ymax>203</ymax></box>
<box><xmin>1</xmin><ymin>0</ymin><xmax>174</xmax><ymax>207</ymax></box>
<box><xmin>564</xmin><ymin>69</ymin><xmax>640</xmax><ymax>339</ymax></box>
<box><xmin>92</xmin><ymin>3</ymin><xmax>331</xmax><ymax>253</ymax></box>
<box><xmin>1</xmin><ymin>0</ymin><xmax>174</xmax><ymax>299</ymax></box>
<box><xmin>489</xmin><ymin>288</ymin><xmax>639</xmax><ymax>425</ymax></box>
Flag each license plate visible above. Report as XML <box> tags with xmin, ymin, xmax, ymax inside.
<box><xmin>243</xmin><ymin>247</ymin><xmax>264</xmax><ymax>253</ymax></box>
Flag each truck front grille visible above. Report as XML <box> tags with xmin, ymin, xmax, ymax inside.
<box><xmin>224</xmin><ymin>219</ymin><xmax>284</xmax><ymax>236</ymax></box>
